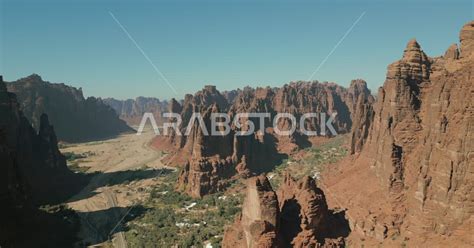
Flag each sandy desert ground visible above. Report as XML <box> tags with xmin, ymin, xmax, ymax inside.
<box><xmin>62</xmin><ymin>129</ymin><xmax>174</xmax><ymax>248</ymax></box>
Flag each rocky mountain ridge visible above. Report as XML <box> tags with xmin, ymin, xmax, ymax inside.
<box><xmin>153</xmin><ymin>80</ymin><xmax>374</xmax><ymax>198</ymax></box>
<box><xmin>103</xmin><ymin>97</ymin><xmax>168</xmax><ymax>126</ymax></box>
<box><xmin>6</xmin><ymin>74</ymin><xmax>132</xmax><ymax>142</ymax></box>
<box><xmin>0</xmin><ymin>75</ymin><xmax>83</xmax><ymax>246</ymax></box>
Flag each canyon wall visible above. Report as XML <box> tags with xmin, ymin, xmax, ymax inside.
<box><xmin>0</xmin><ymin>75</ymin><xmax>82</xmax><ymax>245</ymax></box>
<box><xmin>6</xmin><ymin>74</ymin><xmax>132</xmax><ymax>142</ymax></box>
<box><xmin>154</xmin><ymin>81</ymin><xmax>373</xmax><ymax>197</ymax></box>
<box><xmin>324</xmin><ymin>21</ymin><xmax>474</xmax><ymax>246</ymax></box>
<box><xmin>222</xmin><ymin>174</ymin><xmax>349</xmax><ymax>247</ymax></box>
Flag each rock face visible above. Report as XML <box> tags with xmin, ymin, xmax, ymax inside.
<box><xmin>325</xmin><ymin>21</ymin><xmax>474</xmax><ymax>246</ymax></box>
<box><xmin>460</xmin><ymin>21</ymin><xmax>474</xmax><ymax>57</ymax></box>
<box><xmin>347</xmin><ymin>80</ymin><xmax>375</xmax><ymax>154</ymax></box>
<box><xmin>222</xmin><ymin>174</ymin><xmax>348</xmax><ymax>248</ymax></box>
<box><xmin>0</xmin><ymin>75</ymin><xmax>74</xmax><ymax>202</ymax></box>
<box><xmin>154</xmin><ymin>81</ymin><xmax>373</xmax><ymax>197</ymax></box>
<box><xmin>278</xmin><ymin>175</ymin><xmax>334</xmax><ymax>247</ymax></box>
<box><xmin>0</xmin><ymin>75</ymin><xmax>80</xmax><ymax>244</ymax></box>
<box><xmin>223</xmin><ymin>175</ymin><xmax>279</xmax><ymax>248</ymax></box>
<box><xmin>6</xmin><ymin>74</ymin><xmax>132</xmax><ymax>142</ymax></box>
<box><xmin>103</xmin><ymin>97</ymin><xmax>168</xmax><ymax>126</ymax></box>
<box><xmin>221</xmin><ymin>89</ymin><xmax>241</xmax><ymax>104</ymax></box>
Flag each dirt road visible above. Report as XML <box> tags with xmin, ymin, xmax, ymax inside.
<box><xmin>64</xmin><ymin>129</ymin><xmax>167</xmax><ymax>247</ymax></box>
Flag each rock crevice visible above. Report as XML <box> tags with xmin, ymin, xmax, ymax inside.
<box><xmin>223</xmin><ymin>174</ymin><xmax>349</xmax><ymax>248</ymax></box>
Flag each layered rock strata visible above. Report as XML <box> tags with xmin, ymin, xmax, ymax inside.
<box><xmin>325</xmin><ymin>21</ymin><xmax>474</xmax><ymax>246</ymax></box>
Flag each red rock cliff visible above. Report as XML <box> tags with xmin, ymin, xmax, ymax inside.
<box><xmin>155</xmin><ymin>81</ymin><xmax>373</xmax><ymax>198</ymax></box>
<box><xmin>223</xmin><ymin>174</ymin><xmax>349</xmax><ymax>248</ymax></box>
<box><xmin>324</xmin><ymin>21</ymin><xmax>474</xmax><ymax>246</ymax></box>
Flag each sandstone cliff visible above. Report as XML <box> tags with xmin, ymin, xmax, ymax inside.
<box><xmin>222</xmin><ymin>175</ymin><xmax>280</xmax><ymax>248</ymax></box>
<box><xmin>222</xmin><ymin>174</ymin><xmax>349</xmax><ymax>248</ymax></box>
<box><xmin>324</xmin><ymin>21</ymin><xmax>474</xmax><ymax>246</ymax></box>
<box><xmin>6</xmin><ymin>74</ymin><xmax>132</xmax><ymax>142</ymax></box>
<box><xmin>0</xmin><ymin>75</ymin><xmax>83</xmax><ymax>246</ymax></box>
<box><xmin>0</xmin><ymin>75</ymin><xmax>76</xmax><ymax>203</ymax></box>
<box><xmin>154</xmin><ymin>81</ymin><xmax>373</xmax><ymax>198</ymax></box>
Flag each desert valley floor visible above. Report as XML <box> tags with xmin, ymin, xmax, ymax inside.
<box><xmin>58</xmin><ymin>129</ymin><xmax>350</xmax><ymax>247</ymax></box>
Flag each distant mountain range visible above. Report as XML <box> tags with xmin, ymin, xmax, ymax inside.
<box><xmin>102</xmin><ymin>89</ymin><xmax>251</xmax><ymax>127</ymax></box>
<box><xmin>103</xmin><ymin>97</ymin><xmax>169</xmax><ymax>126</ymax></box>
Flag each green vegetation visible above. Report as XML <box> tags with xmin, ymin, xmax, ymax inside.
<box><xmin>302</xmin><ymin>139</ymin><xmax>347</xmax><ymax>170</ymax></box>
<box><xmin>39</xmin><ymin>203</ymin><xmax>75</xmax><ymax>215</ymax></box>
<box><xmin>124</xmin><ymin>137</ymin><xmax>348</xmax><ymax>247</ymax></box>
<box><xmin>125</xmin><ymin>171</ymin><xmax>242</xmax><ymax>248</ymax></box>
<box><xmin>32</xmin><ymin>204</ymin><xmax>82</xmax><ymax>247</ymax></box>
<box><xmin>63</xmin><ymin>151</ymin><xmax>94</xmax><ymax>173</ymax></box>
<box><xmin>63</xmin><ymin>151</ymin><xmax>87</xmax><ymax>161</ymax></box>
<box><xmin>121</xmin><ymin>136</ymin><xmax>349</xmax><ymax>247</ymax></box>
<box><xmin>68</xmin><ymin>162</ymin><xmax>91</xmax><ymax>173</ymax></box>
<box><xmin>268</xmin><ymin>158</ymin><xmax>291</xmax><ymax>188</ymax></box>
<box><xmin>269</xmin><ymin>135</ymin><xmax>348</xmax><ymax>189</ymax></box>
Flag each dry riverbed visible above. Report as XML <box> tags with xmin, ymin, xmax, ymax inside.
<box><xmin>62</xmin><ymin>129</ymin><xmax>174</xmax><ymax>247</ymax></box>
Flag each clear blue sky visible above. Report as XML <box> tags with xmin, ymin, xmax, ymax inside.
<box><xmin>1</xmin><ymin>0</ymin><xmax>472</xmax><ymax>100</ymax></box>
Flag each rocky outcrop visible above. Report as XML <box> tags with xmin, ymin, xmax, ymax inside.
<box><xmin>444</xmin><ymin>44</ymin><xmax>460</xmax><ymax>60</ymax></box>
<box><xmin>222</xmin><ymin>89</ymin><xmax>241</xmax><ymax>104</ymax></box>
<box><xmin>0</xmin><ymin>75</ymin><xmax>83</xmax><ymax>245</ymax></box>
<box><xmin>103</xmin><ymin>97</ymin><xmax>168</xmax><ymax>126</ymax></box>
<box><xmin>223</xmin><ymin>174</ymin><xmax>349</xmax><ymax>248</ymax></box>
<box><xmin>223</xmin><ymin>175</ymin><xmax>279</xmax><ymax>248</ymax></box>
<box><xmin>0</xmin><ymin>75</ymin><xmax>74</xmax><ymax>203</ymax></box>
<box><xmin>6</xmin><ymin>74</ymin><xmax>132</xmax><ymax>142</ymax></box>
<box><xmin>278</xmin><ymin>175</ymin><xmax>335</xmax><ymax>247</ymax></box>
<box><xmin>347</xmin><ymin>80</ymin><xmax>375</xmax><ymax>154</ymax></box>
<box><xmin>460</xmin><ymin>21</ymin><xmax>474</xmax><ymax>57</ymax></box>
<box><xmin>325</xmin><ymin>21</ymin><xmax>474</xmax><ymax>246</ymax></box>
<box><xmin>0</xmin><ymin>76</ymin><xmax>26</xmax><ymax>206</ymax></box>
<box><xmin>155</xmin><ymin>81</ymin><xmax>373</xmax><ymax>198</ymax></box>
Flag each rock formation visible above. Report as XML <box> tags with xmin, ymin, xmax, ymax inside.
<box><xmin>0</xmin><ymin>75</ymin><xmax>75</xmax><ymax>203</ymax></box>
<box><xmin>346</xmin><ymin>80</ymin><xmax>375</xmax><ymax>154</ymax></box>
<box><xmin>0</xmin><ymin>75</ymin><xmax>83</xmax><ymax>245</ymax></box>
<box><xmin>6</xmin><ymin>74</ymin><xmax>132</xmax><ymax>142</ymax></box>
<box><xmin>222</xmin><ymin>175</ymin><xmax>280</xmax><ymax>248</ymax></box>
<box><xmin>103</xmin><ymin>97</ymin><xmax>168</xmax><ymax>126</ymax></box>
<box><xmin>155</xmin><ymin>81</ymin><xmax>373</xmax><ymax>197</ymax></box>
<box><xmin>222</xmin><ymin>174</ymin><xmax>348</xmax><ymax>248</ymax></box>
<box><xmin>221</xmin><ymin>89</ymin><xmax>241</xmax><ymax>104</ymax></box>
<box><xmin>324</xmin><ymin>21</ymin><xmax>474</xmax><ymax>246</ymax></box>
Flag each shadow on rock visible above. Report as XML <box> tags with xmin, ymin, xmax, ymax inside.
<box><xmin>0</xmin><ymin>203</ymin><xmax>80</xmax><ymax>248</ymax></box>
<box><xmin>325</xmin><ymin>209</ymin><xmax>351</xmax><ymax>239</ymax></box>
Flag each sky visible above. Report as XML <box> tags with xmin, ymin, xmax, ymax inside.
<box><xmin>1</xmin><ymin>0</ymin><xmax>473</xmax><ymax>100</ymax></box>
